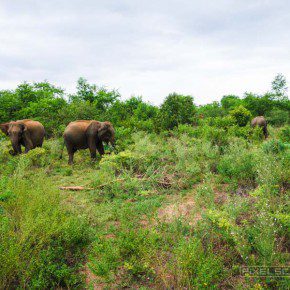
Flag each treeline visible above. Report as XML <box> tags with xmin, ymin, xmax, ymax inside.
<box><xmin>0</xmin><ymin>74</ymin><xmax>289</xmax><ymax>136</ymax></box>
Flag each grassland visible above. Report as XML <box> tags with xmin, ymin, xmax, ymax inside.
<box><xmin>0</xmin><ymin>124</ymin><xmax>289</xmax><ymax>289</ymax></box>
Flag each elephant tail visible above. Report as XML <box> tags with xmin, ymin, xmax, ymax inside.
<box><xmin>59</xmin><ymin>141</ymin><xmax>65</xmax><ymax>159</ymax></box>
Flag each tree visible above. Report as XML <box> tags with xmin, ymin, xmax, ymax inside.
<box><xmin>271</xmin><ymin>73</ymin><xmax>288</xmax><ymax>99</ymax></box>
<box><xmin>70</xmin><ymin>78</ymin><xmax>120</xmax><ymax>110</ymax></box>
<box><xmin>15</xmin><ymin>82</ymin><xmax>64</xmax><ymax>105</ymax></box>
<box><xmin>198</xmin><ymin>102</ymin><xmax>225</xmax><ymax>118</ymax></box>
<box><xmin>159</xmin><ymin>93</ymin><xmax>196</xmax><ymax>130</ymax></box>
<box><xmin>220</xmin><ymin>95</ymin><xmax>242</xmax><ymax>111</ymax></box>
<box><xmin>0</xmin><ymin>90</ymin><xmax>22</xmax><ymax>122</ymax></box>
<box><xmin>243</xmin><ymin>93</ymin><xmax>273</xmax><ymax>116</ymax></box>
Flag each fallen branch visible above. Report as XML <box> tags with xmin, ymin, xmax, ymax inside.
<box><xmin>59</xmin><ymin>186</ymin><xmax>94</xmax><ymax>191</ymax></box>
<box><xmin>59</xmin><ymin>176</ymin><xmax>175</xmax><ymax>192</ymax></box>
<box><xmin>59</xmin><ymin>178</ymin><xmax>125</xmax><ymax>191</ymax></box>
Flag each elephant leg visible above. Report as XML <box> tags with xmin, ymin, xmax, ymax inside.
<box><xmin>68</xmin><ymin>151</ymin><xmax>75</xmax><ymax>165</ymax></box>
<box><xmin>89</xmin><ymin>145</ymin><xmax>97</xmax><ymax>160</ymax></box>
<box><xmin>9</xmin><ymin>149</ymin><xmax>17</xmax><ymax>156</ymax></box>
<box><xmin>263</xmin><ymin>126</ymin><xmax>268</xmax><ymax>138</ymax></box>
<box><xmin>64</xmin><ymin>139</ymin><xmax>75</xmax><ymax>165</ymax></box>
<box><xmin>66</xmin><ymin>146</ymin><xmax>75</xmax><ymax>165</ymax></box>
<box><xmin>24</xmin><ymin>143</ymin><xmax>33</xmax><ymax>153</ymax></box>
<box><xmin>87</xmin><ymin>138</ymin><xmax>98</xmax><ymax>160</ymax></box>
<box><xmin>12</xmin><ymin>144</ymin><xmax>22</xmax><ymax>155</ymax></box>
<box><xmin>22</xmin><ymin>131</ymin><xmax>34</xmax><ymax>153</ymax></box>
<box><xmin>96</xmin><ymin>142</ymin><xmax>105</xmax><ymax>156</ymax></box>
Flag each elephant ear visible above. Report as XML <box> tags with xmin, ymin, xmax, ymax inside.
<box><xmin>98</xmin><ymin>122</ymin><xmax>112</xmax><ymax>139</ymax></box>
<box><xmin>0</xmin><ymin>123</ymin><xmax>10</xmax><ymax>135</ymax></box>
<box><xmin>19</xmin><ymin>123</ymin><xmax>27</xmax><ymax>132</ymax></box>
<box><xmin>17</xmin><ymin>123</ymin><xmax>29</xmax><ymax>137</ymax></box>
<box><xmin>86</xmin><ymin>121</ymin><xmax>102</xmax><ymax>138</ymax></box>
<box><xmin>19</xmin><ymin>123</ymin><xmax>34</xmax><ymax>148</ymax></box>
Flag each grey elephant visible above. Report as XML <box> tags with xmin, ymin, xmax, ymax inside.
<box><xmin>0</xmin><ymin>119</ymin><xmax>45</xmax><ymax>154</ymax></box>
<box><xmin>63</xmin><ymin>120</ymin><xmax>115</xmax><ymax>164</ymax></box>
<box><xmin>251</xmin><ymin>116</ymin><xmax>268</xmax><ymax>138</ymax></box>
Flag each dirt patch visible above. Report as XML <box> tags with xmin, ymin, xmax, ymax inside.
<box><xmin>213</xmin><ymin>184</ymin><xmax>229</xmax><ymax>205</ymax></box>
<box><xmin>104</xmin><ymin>233</ymin><xmax>116</xmax><ymax>239</ymax></box>
<box><xmin>82</xmin><ymin>264</ymin><xmax>105</xmax><ymax>290</ymax></box>
<box><xmin>214</xmin><ymin>189</ymin><xmax>228</xmax><ymax>205</ymax></box>
<box><xmin>158</xmin><ymin>195</ymin><xmax>201</xmax><ymax>226</ymax></box>
<box><xmin>139</xmin><ymin>218</ymin><xmax>150</xmax><ymax>227</ymax></box>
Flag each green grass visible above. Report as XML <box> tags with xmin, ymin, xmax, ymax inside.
<box><xmin>0</xmin><ymin>126</ymin><xmax>289</xmax><ymax>289</ymax></box>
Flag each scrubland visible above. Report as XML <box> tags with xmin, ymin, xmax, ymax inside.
<box><xmin>0</xmin><ymin>123</ymin><xmax>289</xmax><ymax>289</ymax></box>
<box><xmin>1</xmin><ymin>76</ymin><xmax>289</xmax><ymax>288</ymax></box>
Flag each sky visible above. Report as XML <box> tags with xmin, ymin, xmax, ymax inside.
<box><xmin>0</xmin><ymin>0</ymin><xmax>289</xmax><ymax>105</ymax></box>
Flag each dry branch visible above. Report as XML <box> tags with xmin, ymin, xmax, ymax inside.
<box><xmin>59</xmin><ymin>178</ymin><xmax>125</xmax><ymax>191</ymax></box>
<box><xmin>59</xmin><ymin>186</ymin><xmax>93</xmax><ymax>191</ymax></box>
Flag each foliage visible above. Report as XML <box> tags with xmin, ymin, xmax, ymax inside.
<box><xmin>0</xmin><ymin>171</ymin><xmax>91</xmax><ymax>289</ymax></box>
<box><xmin>265</xmin><ymin>108</ymin><xmax>289</xmax><ymax>126</ymax></box>
<box><xmin>271</xmin><ymin>73</ymin><xmax>288</xmax><ymax>98</ymax></box>
<box><xmin>158</xmin><ymin>93</ymin><xmax>196</xmax><ymax>130</ymax></box>
<box><xmin>198</xmin><ymin>101</ymin><xmax>225</xmax><ymax>118</ymax></box>
<box><xmin>277</xmin><ymin>125</ymin><xmax>290</xmax><ymax>142</ymax></box>
<box><xmin>221</xmin><ymin>95</ymin><xmax>242</xmax><ymax>111</ymax></box>
<box><xmin>1</xmin><ymin>75</ymin><xmax>289</xmax><ymax>136</ymax></box>
<box><xmin>230</xmin><ymin>105</ymin><xmax>252</xmax><ymax>127</ymax></box>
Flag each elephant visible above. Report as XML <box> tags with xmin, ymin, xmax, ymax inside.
<box><xmin>251</xmin><ymin>116</ymin><xmax>268</xmax><ymax>138</ymax></box>
<box><xmin>63</xmin><ymin>120</ymin><xmax>115</xmax><ymax>164</ymax></box>
<box><xmin>0</xmin><ymin>119</ymin><xmax>45</xmax><ymax>154</ymax></box>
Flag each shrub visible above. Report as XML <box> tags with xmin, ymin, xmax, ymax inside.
<box><xmin>230</xmin><ymin>105</ymin><xmax>252</xmax><ymax>127</ymax></box>
<box><xmin>278</xmin><ymin>125</ymin><xmax>290</xmax><ymax>142</ymax></box>
<box><xmin>205</xmin><ymin>116</ymin><xmax>235</xmax><ymax>129</ymax></box>
<box><xmin>174</xmin><ymin>238</ymin><xmax>224</xmax><ymax>287</ymax></box>
<box><xmin>174</xmin><ymin>124</ymin><xmax>198</xmax><ymax>138</ymax></box>
<box><xmin>217</xmin><ymin>140</ymin><xmax>256</xmax><ymax>186</ymax></box>
<box><xmin>262</xmin><ymin>139</ymin><xmax>289</xmax><ymax>154</ymax></box>
<box><xmin>201</xmin><ymin>125</ymin><xmax>229</xmax><ymax>148</ymax></box>
<box><xmin>266</xmin><ymin>109</ymin><xmax>289</xmax><ymax>126</ymax></box>
<box><xmin>0</xmin><ymin>175</ymin><xmax>91</xmax><ymax>289</ymax></box>
<box><xmin>173</xmin><ymin>136</ymin><xmax>219</xmax><ymax>184</ymax></box>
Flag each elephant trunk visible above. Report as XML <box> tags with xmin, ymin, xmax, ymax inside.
<box><xmin>110</xmin><ymin>137</ymin><xmax>116</xmax><ymax>147</ymax></box>
<box><xmin>11</xmin><ymin>138</ymin><xmax>21</xmax><ymax>154</ymax></box>
<box><xmin>109</xmin><ymin>137</ymin><xmax>117</xmax><ymax>152</ymax></box>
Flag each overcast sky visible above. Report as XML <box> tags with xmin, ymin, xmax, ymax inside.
<box><xmin>0</xmin><ymin>0</ymin><xmax>289</xmax><ymax>105</ymax></box>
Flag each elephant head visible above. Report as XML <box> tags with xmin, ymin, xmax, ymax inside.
<box><xmin>98</xmin><ymin>121</ymin><xmax>115</xmax><ymax>146</ymax></box>
<box><xmin>87</xmin><ymin>121</ymin><xmax>115</xmax><ymax>147</ymax></box>
<box><xmin>0</xmin><ymin>123</ymin><xmax>10</xmax><ymax>136</ymax></box>
<box><xmin>0</xmin><ymin>122</ymin><xmax>30</xmax><ymax>154</ymax></box>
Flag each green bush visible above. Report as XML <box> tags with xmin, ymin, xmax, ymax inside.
<box><xmin>262</xmin><ymin>139</ymin><xmax>289</xmax><ymax>154</ymax></box>
<box><xmin>0</xmin><ymin>173</ymin><xmax>91</xmax><ymax>288</ymax></box>
<box><xmin>230</xmin><ymin>105</ymin><xmax>252</xmax><ymax>127</ymax></box>
<box><xmin>278</xmin><ymin>125</ymin><xmax>290</xmax><ymax>142</ymax></box>
<box><xmin>217</xmin><ymin>140</ymin><xmax>256</xmax><ymax>185</ymax></box>
<box><xmin>266</xmin><ymin>108</ymin><xmax>289</xmax><ymax>126</ymax></box>
<box><xmin>174</xmin><ymin>238</ymin><xmax>224</xmax><ymax>287</ymax></box>
<box><xmin>206</xmin><ymin>116</ymin><xmax>235</xmax><ymax>129</ymax></box>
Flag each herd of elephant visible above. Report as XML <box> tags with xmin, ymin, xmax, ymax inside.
<box><xmin>0</xmin><ymin>120</ymin><xmax>115</xmax><ymax>164</ymax></box>
<box><xmin>0</xmin><ymin>116</ymin><xmax>267</xmax><ymax>165</ymax></box>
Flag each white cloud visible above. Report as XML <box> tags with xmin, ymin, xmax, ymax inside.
<box><xmin>0</xmin><ymin>0</ymin><xmax>289</xmax><ymax>104</ymax></box>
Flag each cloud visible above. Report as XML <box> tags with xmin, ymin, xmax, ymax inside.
<box><xmin>0</xmin><ymin>0</ymin><xmax>289</xmax><ymax>104</ymax></box>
